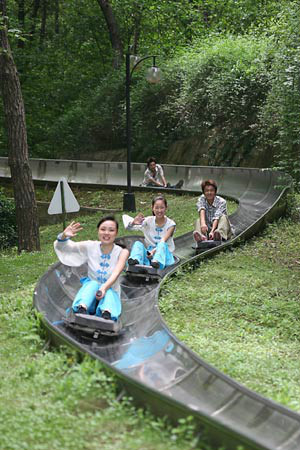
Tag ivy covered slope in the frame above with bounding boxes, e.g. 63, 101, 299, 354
0, 1, 299, 185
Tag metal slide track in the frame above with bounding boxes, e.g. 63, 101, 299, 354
1, 157, 299, 450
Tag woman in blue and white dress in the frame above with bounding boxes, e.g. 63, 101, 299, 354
54, 216, 129, 320
124, 195, 176, 270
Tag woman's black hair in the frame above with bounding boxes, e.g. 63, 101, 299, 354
97, 216, 119, 231
151, 195, 167, 215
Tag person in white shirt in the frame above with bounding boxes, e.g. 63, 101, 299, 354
141, 157, 184, 189
54, 216, 129, 320
123, 195, 176, 269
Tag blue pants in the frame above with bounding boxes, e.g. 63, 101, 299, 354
72, 278, 121, 321
130, 241, 174, 269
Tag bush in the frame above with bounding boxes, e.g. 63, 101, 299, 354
258, 2, 300, 189
129, 34, 272, 164
0, 189, 18, 249
32, 71, 126, 158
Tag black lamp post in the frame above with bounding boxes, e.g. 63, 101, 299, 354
123, 51, 162, 212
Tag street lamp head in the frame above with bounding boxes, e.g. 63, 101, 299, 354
146, 66, 162, 84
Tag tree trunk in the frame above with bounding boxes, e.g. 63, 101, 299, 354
0, 0, 40, 252
96, 0, 123, 68
40, 0, 47, 44
17, 0, 25, 48
30, 0, 40, 39
132, 2, 143, 55
55, 0, 59, 34
201, 0, 210, 27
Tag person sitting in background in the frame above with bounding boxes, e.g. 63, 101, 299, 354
193, 179, 233, 242
141, 156, 184, 189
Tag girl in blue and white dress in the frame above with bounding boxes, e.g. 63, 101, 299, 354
54, 216, 129, 320
124, 195, 176, 270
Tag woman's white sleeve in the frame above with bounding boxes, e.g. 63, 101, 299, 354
54, 239, 89, 267
122, 214, 144, 231
166, 219, 176, 231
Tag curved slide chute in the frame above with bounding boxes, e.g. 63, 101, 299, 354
1, 157, 299, 450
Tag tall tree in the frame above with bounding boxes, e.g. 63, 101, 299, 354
131, 1, 144, 55
54, 0, 59, 34
17, 0, 25, 48
0, 0, 40, 252
96, 0, 123, 68
30, 0, 40, 39
40, 0, 47, 44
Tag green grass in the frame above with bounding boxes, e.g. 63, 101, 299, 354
1, 189, 235, 450
1, 188, 299, 450
160, 218, 300, 411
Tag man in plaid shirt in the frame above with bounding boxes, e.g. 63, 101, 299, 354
193, 179, 233, 242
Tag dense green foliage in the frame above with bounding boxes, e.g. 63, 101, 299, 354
0, 188, 17, 249
129, 35, 273, 163
258, 3, 300, 188
0, 0, 300, 185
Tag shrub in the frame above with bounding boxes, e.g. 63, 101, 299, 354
129, 34, 272, 164
258, 2, 300, 189
0, 189, 18, 249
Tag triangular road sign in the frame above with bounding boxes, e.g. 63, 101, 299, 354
48, 177, 80, 215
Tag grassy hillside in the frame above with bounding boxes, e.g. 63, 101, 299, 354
0, 189, 299, 450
